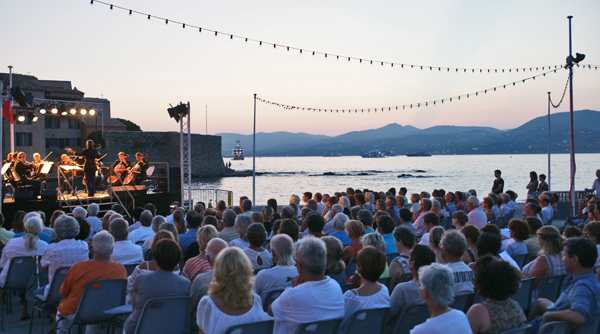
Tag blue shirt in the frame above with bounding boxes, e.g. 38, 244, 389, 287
363, 228, 375, 235
381, 232, 398, 255
14, 232, 52, 244
330, 231, 352, 246
400, 222, 417, 234
178, 228, 199, 250
547, 273, 600, 324
447, 202, 457, 217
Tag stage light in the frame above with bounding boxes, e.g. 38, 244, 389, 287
39, 103, 47, 114
80, 107, 87, 115
16, 112, 25, 122
51, 102, 58, 114
59, 105, 67, 116
69, 106, 77, 115
28, 111, 38, 122
168, 102, 188, 123
89, 108, 96, 116
574, 53, 585, 63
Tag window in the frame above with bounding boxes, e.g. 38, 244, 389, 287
45, 116, 60, 129
16, 132, 32, 146
46, 138, 59, 149
68, 118, 81, 129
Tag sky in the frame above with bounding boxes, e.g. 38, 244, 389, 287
3, 0, 600, 136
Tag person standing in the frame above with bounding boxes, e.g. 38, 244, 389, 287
585, 169, 600, 199
491, 170, 504, 195
67, 140, 101, 197
526, 171, 539, 198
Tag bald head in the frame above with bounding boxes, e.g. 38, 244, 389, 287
206, 238, 228, 265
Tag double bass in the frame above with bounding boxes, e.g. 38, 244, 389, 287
110, 154, 129, 185
123, 154, 149, 185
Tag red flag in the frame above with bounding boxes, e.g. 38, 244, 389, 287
2, 99, 13, 124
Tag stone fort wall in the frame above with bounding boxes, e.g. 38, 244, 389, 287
104, 131, 226, 177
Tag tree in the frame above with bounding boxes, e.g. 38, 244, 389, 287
115, 118, 142, 131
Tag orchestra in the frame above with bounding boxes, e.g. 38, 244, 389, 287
2, 147, 151, 201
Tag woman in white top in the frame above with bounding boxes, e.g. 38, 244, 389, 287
340, 246, 390, 334
243, 223, 273, 270
411, 263, 473, 334
0, 216, 47, 320
196, 247, 272, 334
228, 215, 253, 249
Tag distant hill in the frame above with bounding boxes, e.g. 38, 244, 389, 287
216, 110, 600, 156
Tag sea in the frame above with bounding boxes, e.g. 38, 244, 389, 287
193, 153, 599, 206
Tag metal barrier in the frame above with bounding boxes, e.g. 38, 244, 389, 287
531, 190, 594, 219
189, 188, 233, 208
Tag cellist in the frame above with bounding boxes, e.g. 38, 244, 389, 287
132, 152, 149, 185
112, 152, 131, 182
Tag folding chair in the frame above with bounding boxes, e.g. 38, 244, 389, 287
499, 324, 532, 334
296, 317, 343, 334
223, 320, 274, 334
538, 321, 571, 334
0, 256, 36, 331
451, 293, 474, 313
573, 315, 600, 334
133, 296, 191, 334
512, 254, 527, 270
386, 254, 399, 266
538, 274, 565, 302
56, 279, 127, 334
377, 277, 391, 287
512, 278, 535, 313
345, 257, 357, 278
123, 264, 140, 277
263, 289, 284, 312
340, 283, 353, 293
29, 267, 70, 334
345, 307, 389, 334
391, 301, 429, 334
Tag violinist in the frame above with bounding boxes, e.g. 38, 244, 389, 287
132, 152, 149, 185
14, 152, 41, 197
112, 152, 131, 182
31, 153, 46, 182
66, 140, 101, 198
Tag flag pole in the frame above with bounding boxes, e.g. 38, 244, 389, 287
8, 66, 14, 152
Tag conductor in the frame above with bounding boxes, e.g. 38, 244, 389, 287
66, 140, 101, 197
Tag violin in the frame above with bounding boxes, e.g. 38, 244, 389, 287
123, 154, 149, 185
110, 154, 129, 185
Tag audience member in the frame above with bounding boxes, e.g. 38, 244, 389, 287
357, 210, 375, 234
342, 220, 363, 264
377, 215, 397, 255
0, 212, 14, 246
109, 218, 144, 265
322, 236, 347, 284
523, 226, 566, 292
452, 210, 468, 230
466, 196, 487, 229
127, 207, 145, 232
505, 219, 530, 258
190, 238, 228, 313
179, 211, 202, 250
461, 225, 480, 264
141, 215, 166, 254
304, 212, 325, 238
128, 210, 155, 244
86, 203, 102, 236
182, 225, 218, 281
440, 230, 474, 295
278, 219, 299, 242
330, 213, 351, 246
173, 210, 187, 235
414, 198, 432, 236
584, 222, 600, 269
398, 208, 417, 233
254, 234, 298, 300
229, 215, 253, 249
242, 198, 253, 216
388, 225, 416, 290
430, 226, 446, 264
243, 223, 273, 270
418, 213, 440, 247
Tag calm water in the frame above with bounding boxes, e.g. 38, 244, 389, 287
194, 154, 600, 205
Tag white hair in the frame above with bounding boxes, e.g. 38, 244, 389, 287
340, 196, 351, 209
73, 206, 88, 219
418, 263, 455, 307
92, 231, 114, 256
331, 204, 344, 214
467, 196, 480, 207
23, 217, 43, 251
295, 237, 327, 276
270, 234, 295, 266
88, 203, 100, 216
333, 213, 349, 231
23, 212, 40, 224
366, 192, 374, 203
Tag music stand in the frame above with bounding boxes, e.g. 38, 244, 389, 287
59, 165, 83, 196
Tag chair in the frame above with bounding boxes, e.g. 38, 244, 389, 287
56, 279, 127, 334
133, 296, 191, 334
512, 254, 527, 269
296, 317, 343, 334
345, 257, 357, 278
538, 274, 565, 302
499, 324, 532, 334
377, 277, 391, 287
29, 266, 71, 334
573, 315, 600, 334
263, 289, 284, 312
345, 307, 389, 334
386, 253, 399, 266
451, 293, 474, 313
123, 263, 140, 277
0, 256, 36, 331
391, 302, 429, 334
340, 283, 353, 293
538, 321, 571, 334
512, 278, 535, 313
224, 320, 274, 334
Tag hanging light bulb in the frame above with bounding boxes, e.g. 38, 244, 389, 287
39, 102, 47, 114
51, 103, 58, 114
69, 106, 77, 115
80, 107, 87, 115
89, 108, 96, 116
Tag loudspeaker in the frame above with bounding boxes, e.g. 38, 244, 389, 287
14, 191, 33, 201
41, 190, 57, 201
111, 185, 147, 196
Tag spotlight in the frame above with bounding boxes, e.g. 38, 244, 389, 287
39, 103, 47, 114
17, 112, 26, 122
574, 53, 585, 63
51, 102, 58, 114
28, 111, 38, 122
89, 108, 96, 116
69, 106, 77, 115
167, 102, 188, 123
80, 107, 87, 115
59, 105, 67, 116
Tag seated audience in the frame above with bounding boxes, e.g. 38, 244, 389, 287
56, 231, 126, 334
584, 222, 600, 269
339, 246, 389, 334
358, 210, 375, 235
523, 226, 566, 292
342, 220, 364, 264
269, 237, 344, 333
141, 215, 166, 254
219, 209, 239, 244
398, 208, 417, 233
466, 196, 487, 230
323, 204, 343, 234
429, 226, 446, 264
124, 239, 190, 334
178, 211, 202, 250
182, 225, 218, 281
13, 212, 52, 244
467, 255, 526, 334
173, 209, 187, 235
377, 215, 397, 254
278, 219, 299, 243
389, 225, 416, 289
527, 237, 600, 333
254, 234, 298, 301
505, 219, 530, 258
563, 227, 583, 239
452, 211, 468, 230
109, 218, 144, 265
127, 210, 155, 244
461, 225, 480, 264
418, 213, 440, 247
304, 212, 325, 238
414, 198, 432, 236
196, 247, 272, 334
126, 207, 145, 232
524, 217, 543, 263
440, 230, 474, 295
330, 213, 351, 246
322, 236, 347, 284
229, 215, 253, 249
243, 223, 273, 270
411, 263, 473, 334
0, 212, 15, 245
86, 203, 102, 236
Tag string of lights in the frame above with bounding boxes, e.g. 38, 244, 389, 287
87, 1, 600, 74
549, 75, 570, 108
256, 66, 569, 113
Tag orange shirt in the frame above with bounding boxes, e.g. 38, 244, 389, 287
58, 260, 126, 315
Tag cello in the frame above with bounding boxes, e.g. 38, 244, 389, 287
110, 154, 129, 185
123, 154, 149, 185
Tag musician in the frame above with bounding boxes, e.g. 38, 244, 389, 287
31, 153, 47, 182
66, 140, 101, 198
132, 152, 150, 185
14, 152, 41, 197
112, 152, 131, 181
58, 154, 77, 193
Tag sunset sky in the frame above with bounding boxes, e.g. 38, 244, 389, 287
3, 0, 599, 136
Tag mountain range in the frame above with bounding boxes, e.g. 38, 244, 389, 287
216, 109, 600, 156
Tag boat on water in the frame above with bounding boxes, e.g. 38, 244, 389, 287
232, 140, 244, 160
361, 150, 387, 158
323, 153, 342, 157
405, 152, 431, 157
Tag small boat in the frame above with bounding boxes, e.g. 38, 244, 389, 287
323, 153, 342, 157
232, 140, 245, 160
405, 152, 431, 157
361, 150, 387, 158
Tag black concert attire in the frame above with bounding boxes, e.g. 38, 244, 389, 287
492, 177, 504, 195
134, 158, 150, 185
72, 147, 102, 197
59, 160, 77, 193
14, 160, 41, 197
112, 159, 131, 181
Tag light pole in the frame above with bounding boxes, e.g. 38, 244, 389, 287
547, 92, 551, 191
252, 94, 256, 206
